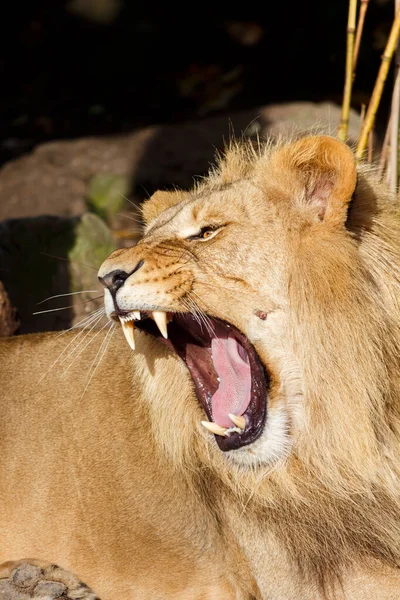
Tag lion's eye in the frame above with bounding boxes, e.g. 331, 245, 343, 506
186, 226, 221, 241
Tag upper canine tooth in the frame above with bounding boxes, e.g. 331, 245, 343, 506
228, 413, 246, 430
119, 317, 135, 350
152, 311, 168, 339
201, 421, 229, 437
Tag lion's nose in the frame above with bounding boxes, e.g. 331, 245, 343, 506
98, 269, 129, 293
98, 260, 144, 294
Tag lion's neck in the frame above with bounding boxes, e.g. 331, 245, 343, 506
212, 456, 400, 599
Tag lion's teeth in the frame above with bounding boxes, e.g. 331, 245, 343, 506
228, 413, 246, 430
152, 311, 168, 339
133, 311, 141, 320
119, 318, 135, 350
201, 421, 229, 437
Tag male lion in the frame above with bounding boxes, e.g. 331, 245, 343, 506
1, 135, 400, 599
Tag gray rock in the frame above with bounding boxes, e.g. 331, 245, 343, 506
0, 102, 362, 223
0, 101, 363, 334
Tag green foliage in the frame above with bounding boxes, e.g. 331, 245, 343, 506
69, 213, 116, 294
87, 174, 130, 223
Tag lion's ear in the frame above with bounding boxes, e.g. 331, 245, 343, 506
142, 190, 186, 225
270, 136, 357, 228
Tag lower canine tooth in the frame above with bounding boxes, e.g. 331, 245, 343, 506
152, 311, 168, 339
201, 421, 229, 437
228, 413, 246, 430
119, 318, 135, 350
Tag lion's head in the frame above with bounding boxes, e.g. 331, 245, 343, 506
98, 134, 400, 584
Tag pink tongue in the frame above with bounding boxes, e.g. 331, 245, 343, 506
211, 334, 251, 428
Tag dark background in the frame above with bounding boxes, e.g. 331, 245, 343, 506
0, 0, 397, 335
0, 0, 396, 167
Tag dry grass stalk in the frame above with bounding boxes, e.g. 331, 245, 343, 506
356, 8, 400, 160
338, 0, 358, 142
387, 72, 400, 192
387, 0, 400, 194
353, 0, 370, 78
368, 129, 373, 162
359, 103, 366, 131
378, 115, 392, 179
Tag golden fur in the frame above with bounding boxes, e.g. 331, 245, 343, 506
1, 135, 400, 599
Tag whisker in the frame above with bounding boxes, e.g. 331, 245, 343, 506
179, 297, 204, 330
183, 293, 216, 339
166, 285, 215, 338
138, 185, 151, 200
33, 296, 103, 315
61, 318, 110, 374
171, 293, 204, 332
190, 305, 214, 338
117, 212, 144, 225
79, 323, 115, 400
54, 307, 105, 338
189, 289, 234, 325
37, 290, 100, 305
59, 313, 106, 367
170, 249, 198, 270
195, 276, 241, 297
41, 252, 98, 270
184, 295, 210, 332
153, 243, 197, 265
37, 311, 105, 384
120, 193, 143, 212
195, 309, 216, 339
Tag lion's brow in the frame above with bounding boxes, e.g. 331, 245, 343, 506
146, 194, 202, 236
145, 204, 188, 236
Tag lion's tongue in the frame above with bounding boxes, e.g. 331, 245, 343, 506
211, 334, 251, 428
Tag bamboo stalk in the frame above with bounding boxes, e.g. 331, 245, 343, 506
387, 0, 400, 194
353, 0, 370, 78
356, 8, 400, 160
338, 0, 358, 141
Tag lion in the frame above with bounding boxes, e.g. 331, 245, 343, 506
1, 135, 400, 599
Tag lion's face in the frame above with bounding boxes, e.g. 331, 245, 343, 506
98, 135, 358, 467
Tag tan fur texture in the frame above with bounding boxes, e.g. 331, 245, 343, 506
1, 135, 400, 599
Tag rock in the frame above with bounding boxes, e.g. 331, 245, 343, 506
0, 101, 363, 334
130, 102, 364, 193
0, 282, 19, 336
0, 153, 87, 220
0, 102, 362, 223
0, 214, 115, 334
69, 213, 115, 306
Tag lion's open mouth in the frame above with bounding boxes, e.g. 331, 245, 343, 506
116, 311, 268, 451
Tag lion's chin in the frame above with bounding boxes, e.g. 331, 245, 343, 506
116, 311, 268, 451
